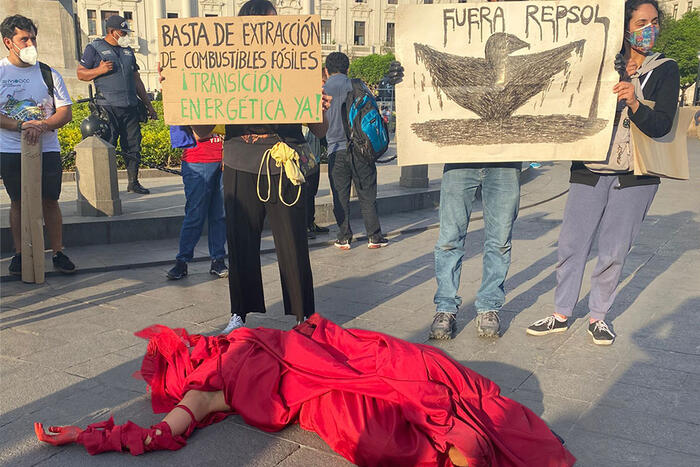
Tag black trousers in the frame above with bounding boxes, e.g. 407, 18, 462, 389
102, 105, 142, 165
304, 168, 321, 228
328, 149, 381, 241
223, 167, 314, 322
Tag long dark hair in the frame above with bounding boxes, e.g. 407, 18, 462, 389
624, 0, 663, 31
238, 0, 277, 16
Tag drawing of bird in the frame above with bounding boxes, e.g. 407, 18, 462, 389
414, 33, 586, 120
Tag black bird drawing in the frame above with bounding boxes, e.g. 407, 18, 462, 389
414, 33, 586, 120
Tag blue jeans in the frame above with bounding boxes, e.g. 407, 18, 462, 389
434, 163, 521, 314
176, 161, 226, 262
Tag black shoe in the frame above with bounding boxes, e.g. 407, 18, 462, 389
8, 253, 21, 276
167, 260, 188, 280
127, 180, 150, 194
52, 251, 76, 274
429, 312, 456, 340
209, 259, 228, 278
527, 315, 569, 336
588, 320, 615, 346
307, 229, 316, 240
368, 235, 389, 249
309, 223, 329, 233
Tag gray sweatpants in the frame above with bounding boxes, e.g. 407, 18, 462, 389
554, 177, 658, 320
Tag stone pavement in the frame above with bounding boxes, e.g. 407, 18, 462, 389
1, 141, 699, 466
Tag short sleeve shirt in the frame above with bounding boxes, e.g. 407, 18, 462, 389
79, 43, 139, 72
0, 58, 72, 153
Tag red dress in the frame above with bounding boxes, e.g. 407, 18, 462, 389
135, 314, 575, 467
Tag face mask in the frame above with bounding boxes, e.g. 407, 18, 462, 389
626, 22, 659, 54
116, 33, 130, 48
13, 43, 38, 66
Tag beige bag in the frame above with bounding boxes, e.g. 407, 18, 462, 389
585, 53, 674, 174
631, 102, 696, 180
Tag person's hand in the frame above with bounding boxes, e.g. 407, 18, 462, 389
21, 121, 45, 145
386, 61, 404, 86
147, 106, 158, 120
321, 91, 332, 112
34, 422, 83, 446
97, 60, 114, 75
613, 81, 639, 112
157, 62, 165, 83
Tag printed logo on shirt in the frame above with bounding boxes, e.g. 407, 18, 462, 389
0, 95, 48, 122
1, 78, 31, 86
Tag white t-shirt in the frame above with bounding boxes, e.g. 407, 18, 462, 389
0, 57, 72, 153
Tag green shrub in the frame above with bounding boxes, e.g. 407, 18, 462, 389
58, 100, 182, 171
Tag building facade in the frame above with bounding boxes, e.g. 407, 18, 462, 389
659, 0, 697, 19
70, 0, 426, 94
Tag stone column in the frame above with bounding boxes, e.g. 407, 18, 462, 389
75, 137, 122, 216
182, 0, 194, 18
400, 165, 429, 188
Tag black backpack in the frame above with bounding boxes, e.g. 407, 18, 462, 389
341, 79, 390, 164
38, 62, 54, 103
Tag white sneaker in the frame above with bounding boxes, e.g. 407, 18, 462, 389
222, 314, 245, 334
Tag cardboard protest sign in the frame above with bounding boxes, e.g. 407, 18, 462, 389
395, 1, 623, 165
158, 15, 322, 125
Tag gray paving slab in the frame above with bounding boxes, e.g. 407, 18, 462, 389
0, 141, 698, 465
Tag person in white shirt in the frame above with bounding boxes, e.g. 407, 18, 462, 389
0, 14, 75, 276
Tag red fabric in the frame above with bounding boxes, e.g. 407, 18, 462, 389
134, 314, 576, 467
76, 416, 186, 455
181, 136, 222, 163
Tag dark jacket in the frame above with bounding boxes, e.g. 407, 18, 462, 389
570, 56, 680, 188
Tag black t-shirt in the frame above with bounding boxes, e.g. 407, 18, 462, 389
223, 124, 306, 174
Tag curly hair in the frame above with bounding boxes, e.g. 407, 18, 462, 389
238, 0, 277, 16
325, 52, 350, 75
624, 0, 663, 30
1, 15, 37, 41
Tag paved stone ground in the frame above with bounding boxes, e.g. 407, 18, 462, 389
1, 142, 699, 466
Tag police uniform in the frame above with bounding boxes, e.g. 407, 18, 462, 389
79, 16, 149, 194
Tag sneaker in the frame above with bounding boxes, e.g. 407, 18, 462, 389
476, 310, 500, 338
309, 223, 329, 233
222, 313, 245, 334
166, 260, 187, 280
526, 315, 569, 336
52, 251, 76, 274
588, 320, 615, 346
8, 253, 21, 276
334, 239, 351, 250
429, 312, 456, 340
209, 259, 228, 278
368, 235, 389, 249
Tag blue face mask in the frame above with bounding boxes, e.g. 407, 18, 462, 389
626, 22, 659, 54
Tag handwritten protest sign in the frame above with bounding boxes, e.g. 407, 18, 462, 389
395, 1, 623, 165
158, 15, 322, 125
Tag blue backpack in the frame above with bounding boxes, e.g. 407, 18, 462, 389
342, 79, 390, 163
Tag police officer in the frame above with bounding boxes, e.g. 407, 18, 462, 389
77, 15, 156, 194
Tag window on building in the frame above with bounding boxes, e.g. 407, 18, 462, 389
355, 0, 365, 3
386, 22, 395, 46
74, 13, 82, 58
424, 0, 433, 4
388, 0, 397, 4
354, 21, 365, 46
123, 11, 134, 33
205, 13, 218, 17
321, 20, 332, 44
167, 12, 179, 18
689, 1, 694, 11
673, 3, 679, 17
87, 9, 96, 36
101, 10, 119, 35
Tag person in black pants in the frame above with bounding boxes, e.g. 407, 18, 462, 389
77, 14, 156, 194
303, 128, 329, 239
213, 0, 330, 333
324, 52, 388, 250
